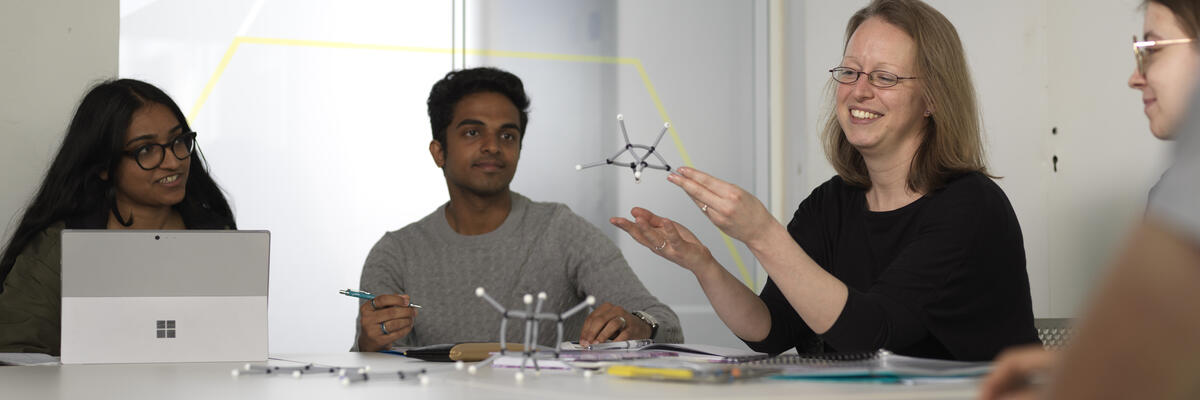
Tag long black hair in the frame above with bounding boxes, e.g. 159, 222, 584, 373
0, 79, 236, 289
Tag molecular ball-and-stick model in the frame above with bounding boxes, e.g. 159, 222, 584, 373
576, 114, 674, 183
471, 287, 596, 377
231, 362, 429, 386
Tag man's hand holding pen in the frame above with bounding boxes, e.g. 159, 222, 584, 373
357, 294, 419, 352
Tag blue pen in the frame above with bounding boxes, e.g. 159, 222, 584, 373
339, 289, 422, 308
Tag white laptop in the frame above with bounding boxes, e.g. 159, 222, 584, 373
60, 230, 269, 364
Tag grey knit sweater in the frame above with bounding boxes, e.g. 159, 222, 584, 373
352, 192, 682, 349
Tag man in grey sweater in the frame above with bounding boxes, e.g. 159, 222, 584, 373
353, 67, 682, 351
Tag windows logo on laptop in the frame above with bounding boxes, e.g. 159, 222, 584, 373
156, 320, 176, 339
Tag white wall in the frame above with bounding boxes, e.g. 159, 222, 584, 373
612, 0, 766, 349
1043, 0, 1172, 316
465, 0, 766, 349
120, 0, 455, 353
792, 0, 1167, 318
0, 0, 118, 245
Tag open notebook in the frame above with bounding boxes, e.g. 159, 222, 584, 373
740, 349, 992, 379
607, 349, 990, 383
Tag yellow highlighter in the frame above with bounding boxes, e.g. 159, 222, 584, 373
607, 365, 697, 381
606, 361, 775, 383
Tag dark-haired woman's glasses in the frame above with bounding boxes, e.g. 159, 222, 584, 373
1133, 35, 1195, 77
829, 67, 917, 88
123, 131, 197, 170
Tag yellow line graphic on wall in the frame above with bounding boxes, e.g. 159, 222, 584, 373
188, 36, 755, 288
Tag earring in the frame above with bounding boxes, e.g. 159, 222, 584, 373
923, 110, 932, 117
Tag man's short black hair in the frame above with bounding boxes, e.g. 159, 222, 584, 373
427, 67, 531, 147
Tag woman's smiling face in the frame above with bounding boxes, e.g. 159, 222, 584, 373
1129, 2, 1200, 139
835, 16, 930, 157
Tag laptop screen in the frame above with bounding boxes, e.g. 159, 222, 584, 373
61, 230, 268, 297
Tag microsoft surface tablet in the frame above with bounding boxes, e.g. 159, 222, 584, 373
60, 230, 269, 364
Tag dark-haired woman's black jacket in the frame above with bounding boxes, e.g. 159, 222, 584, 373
0, 222, 72, 355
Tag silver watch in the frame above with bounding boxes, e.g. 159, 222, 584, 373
631, 311, 659, 339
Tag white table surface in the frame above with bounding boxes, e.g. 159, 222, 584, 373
0, 352, 979, 399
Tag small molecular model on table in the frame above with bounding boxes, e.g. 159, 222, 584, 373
469, 287, 595, 380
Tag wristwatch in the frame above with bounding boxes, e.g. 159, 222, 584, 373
631, 311, 659, 339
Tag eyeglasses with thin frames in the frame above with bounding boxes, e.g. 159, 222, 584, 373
121, 131, 197, 170
1133, 35, 1195, 76
829, 66, 917, 88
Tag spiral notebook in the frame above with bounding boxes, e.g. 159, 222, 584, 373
740, 349, 992, 379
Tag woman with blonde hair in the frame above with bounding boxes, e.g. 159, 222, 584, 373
613, 0, 1036, 361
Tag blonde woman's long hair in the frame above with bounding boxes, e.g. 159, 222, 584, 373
822, 0, 992, 191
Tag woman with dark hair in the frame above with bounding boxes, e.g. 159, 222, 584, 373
613, 0, 1037, 361
0, 79, 235, 355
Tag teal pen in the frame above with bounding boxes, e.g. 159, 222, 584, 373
339, 289, 422, 308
